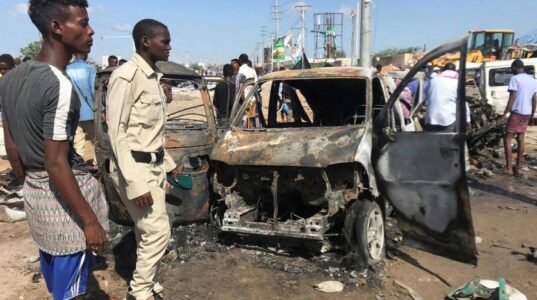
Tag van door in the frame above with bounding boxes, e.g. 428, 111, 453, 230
373, 37, 477, 264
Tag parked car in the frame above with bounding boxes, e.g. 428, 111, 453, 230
210, 37, 478, 265
94, 61, 217, 226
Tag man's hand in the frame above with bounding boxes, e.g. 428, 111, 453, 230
133, 192, 154, 208
165, 167, 180, 191
529, 118, 535, 126
161, 82, 173, 104
169, 167, 180, 181
83, 220, 107, 254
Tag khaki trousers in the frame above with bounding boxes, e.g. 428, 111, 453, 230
74, 120, 96, 163
110, 160, 171, 300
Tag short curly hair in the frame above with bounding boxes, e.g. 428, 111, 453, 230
0, 54, 15, 69
28, 0, 88, 35
132, 19, 168, 50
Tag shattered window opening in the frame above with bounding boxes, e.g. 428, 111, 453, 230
166, 79, 208, 129
233, 78, 369, 129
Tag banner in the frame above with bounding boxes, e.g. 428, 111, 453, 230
272, 38, 285, 62
284, 32, 293, 49
292, 32, 303, 63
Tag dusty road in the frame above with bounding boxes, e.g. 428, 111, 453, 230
1, 131, 536, 299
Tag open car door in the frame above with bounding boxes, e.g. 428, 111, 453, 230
373, 37, 477, 264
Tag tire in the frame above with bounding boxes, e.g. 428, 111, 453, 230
347, 200, 385, 264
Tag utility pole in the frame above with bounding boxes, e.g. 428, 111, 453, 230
359, 0, 371, 68
272, 0, 281, 69
295, 4, 311, 68
351, 10, 357, 67
261, 26, 267, 65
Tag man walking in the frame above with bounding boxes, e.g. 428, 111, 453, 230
67, 52, 97, 164
212, 64, 236, 123
501, 59, 537, 175
106, 19, 178, 300
0, 1, 108, 299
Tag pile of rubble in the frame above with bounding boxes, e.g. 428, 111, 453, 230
467, 96, 504, 153
0, 170, 25, 223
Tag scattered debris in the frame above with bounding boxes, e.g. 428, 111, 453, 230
0, 185, 26, 223
497, 206, 528, 213
475, 236, 483, 244
527, 247, 536, 264
393, 280, 423, 300
448, 277, 527, 300
163, 250, 178, 262
0, 205, 26, 223
23, 256, 40, 264
314, 280, 344, 293
31, 272, 41, 284
281, 263, 302, 274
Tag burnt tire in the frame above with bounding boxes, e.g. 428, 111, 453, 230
345, 200, 385, 264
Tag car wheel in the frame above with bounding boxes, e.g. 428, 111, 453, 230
353, 200, 385, 263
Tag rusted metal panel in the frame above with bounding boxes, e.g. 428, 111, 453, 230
164, 128, 214, 149
211, 127, 365, 168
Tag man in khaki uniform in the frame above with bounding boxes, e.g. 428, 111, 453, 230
106, 19, 177, 300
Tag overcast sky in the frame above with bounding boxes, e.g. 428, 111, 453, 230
1, 0, 536, 64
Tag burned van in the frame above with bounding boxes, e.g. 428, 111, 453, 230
94, 61, 217, 226
210, 37, 477, 265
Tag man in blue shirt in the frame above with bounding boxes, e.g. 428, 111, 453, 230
67, 52, 96, 164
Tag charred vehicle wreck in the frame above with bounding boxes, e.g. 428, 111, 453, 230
210, 37, 478, 265
95, 61, 217, 225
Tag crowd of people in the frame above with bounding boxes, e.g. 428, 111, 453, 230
1, 1, 536, 300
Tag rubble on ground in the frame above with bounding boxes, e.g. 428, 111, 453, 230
467, 96, 505, 153
0, 184, 25, 223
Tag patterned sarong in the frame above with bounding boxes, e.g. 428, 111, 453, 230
506, 112, 531, 134
22, 170, 109, 255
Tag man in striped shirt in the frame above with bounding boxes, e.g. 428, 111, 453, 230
0, 1, 108, 299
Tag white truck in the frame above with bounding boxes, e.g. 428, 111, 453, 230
467, 58, 537, 116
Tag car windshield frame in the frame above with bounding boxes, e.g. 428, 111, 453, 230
230, 75, 372, 130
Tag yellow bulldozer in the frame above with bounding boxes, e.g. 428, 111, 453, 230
432, 29, 515, 67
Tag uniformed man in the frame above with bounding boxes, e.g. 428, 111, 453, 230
106, 19, 177, 300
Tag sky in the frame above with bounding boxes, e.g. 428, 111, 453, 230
1, 0, 536, 65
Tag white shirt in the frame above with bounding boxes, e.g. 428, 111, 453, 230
425, 70, 470, 126
508, 73, 537, 115
236, 64, 258, 98
236, 64, 258, 87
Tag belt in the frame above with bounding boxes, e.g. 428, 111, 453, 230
131, 149, 164, 164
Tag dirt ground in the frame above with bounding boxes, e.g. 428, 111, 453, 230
1, 128, 536, 300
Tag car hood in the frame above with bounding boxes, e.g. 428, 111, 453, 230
211, 126, 364, 168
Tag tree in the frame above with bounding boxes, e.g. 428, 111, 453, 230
374, 46, 420, 58
335, 50, 347, 58
20, 40, 43, 58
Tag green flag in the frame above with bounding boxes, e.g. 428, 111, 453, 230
272, 38, 285, 62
